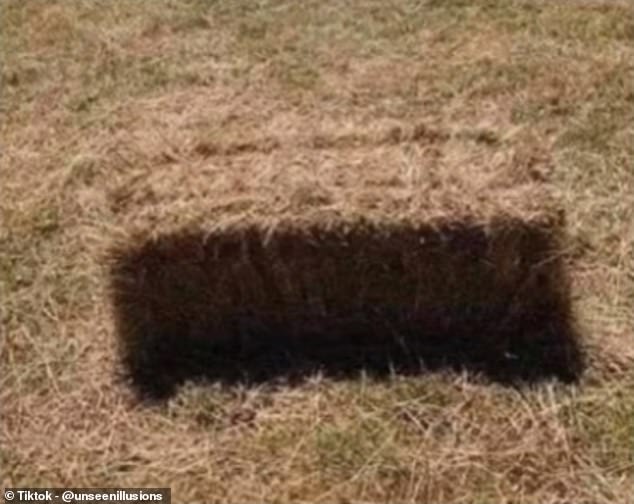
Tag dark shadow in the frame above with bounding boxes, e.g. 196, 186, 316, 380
109, 219, 584, 400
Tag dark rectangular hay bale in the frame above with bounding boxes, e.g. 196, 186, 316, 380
109, 216, 581, 398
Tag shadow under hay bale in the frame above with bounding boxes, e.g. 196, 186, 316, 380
109, 218, 583, 399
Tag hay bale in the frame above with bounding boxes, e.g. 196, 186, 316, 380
107, 138, 582, 397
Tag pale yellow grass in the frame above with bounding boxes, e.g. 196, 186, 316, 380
1, 1, 633, 503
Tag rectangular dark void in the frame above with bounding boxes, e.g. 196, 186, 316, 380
109, 218, 583, 399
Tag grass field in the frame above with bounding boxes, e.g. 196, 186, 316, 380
1, 1, 633, 502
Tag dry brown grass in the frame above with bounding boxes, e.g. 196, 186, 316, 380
2, 0, 633, 502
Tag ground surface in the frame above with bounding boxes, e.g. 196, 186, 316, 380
1, 1, 633, 503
